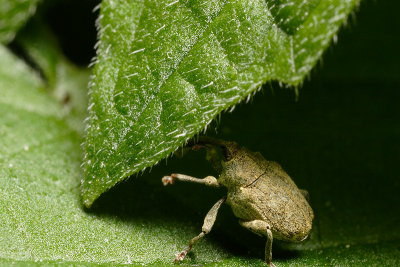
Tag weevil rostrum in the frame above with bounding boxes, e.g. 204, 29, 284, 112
162, 137, 314, 266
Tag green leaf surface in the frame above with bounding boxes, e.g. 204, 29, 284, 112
82, 0, 360, 207
0, 0, 41, 44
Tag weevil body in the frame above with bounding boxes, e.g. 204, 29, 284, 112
162, 137, 314, 266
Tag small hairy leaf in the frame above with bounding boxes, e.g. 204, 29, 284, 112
0, 0, 41, 44
82, 0, 360, 206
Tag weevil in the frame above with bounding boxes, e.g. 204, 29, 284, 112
162, 137, 314, 266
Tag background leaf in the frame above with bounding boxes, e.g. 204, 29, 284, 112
82, 0, 361, 207
0, 0, 41, 44
15, 18, 90, 133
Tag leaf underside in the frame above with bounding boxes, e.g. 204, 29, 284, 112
82, 0, 360, 206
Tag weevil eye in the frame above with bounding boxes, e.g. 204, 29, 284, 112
221, 146, 232, 161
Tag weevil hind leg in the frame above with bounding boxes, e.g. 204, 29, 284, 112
174, 198, 226, 262
265, 228, 275, 267
239, 220, 275, 267
162, 173, 220, 187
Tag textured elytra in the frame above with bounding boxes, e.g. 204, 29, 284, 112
82, 0, 360, 207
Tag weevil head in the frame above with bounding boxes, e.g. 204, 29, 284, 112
194, 137, 267, 188
217, 140, 241, 162
196, 138, 240, 174
217, 142, 266, 189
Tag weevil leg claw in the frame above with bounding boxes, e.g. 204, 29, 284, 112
162, 174, 176, 186
174, 250, 188, 262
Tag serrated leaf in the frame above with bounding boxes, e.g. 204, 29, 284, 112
82, 0, 360, 206
0, 0, 41, 44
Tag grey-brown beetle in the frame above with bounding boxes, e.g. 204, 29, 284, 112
162, 137, 314, 266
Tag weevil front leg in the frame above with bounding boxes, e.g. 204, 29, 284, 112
162, 173, 220, 187
239, 220, 276, 267
174, 197, 226, 262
